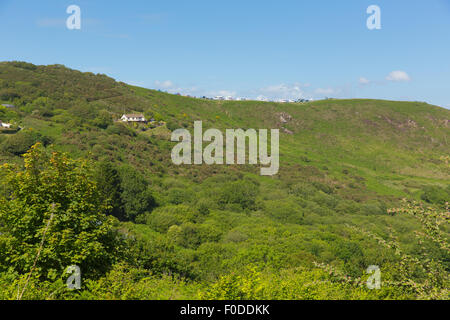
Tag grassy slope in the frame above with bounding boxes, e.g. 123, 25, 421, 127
128, 88, 450, 199
0, 62, 449, 289
1, 61, 448, 219
1, 62, 448, 181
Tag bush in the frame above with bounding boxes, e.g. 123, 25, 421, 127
0, 130, 51, 156
167, 188, 194, 205
120, 166, 156, 221
0, 88, 21, 100
421, 185, 449, 206
359, 203, 384, 215
217, 180, 258, 211
93, 110, 113, 129
196, 198, 214, 215
106, 122, 136, 137
145, 205, 197, 232
166, 120, 179, 131
288, 182, 317, 198
10, 61, 37, 70
264, 199, 304, 224
0, 144, 122, 279
95, 162, 126, 221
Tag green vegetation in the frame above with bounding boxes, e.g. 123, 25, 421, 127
0, 61, 448, 300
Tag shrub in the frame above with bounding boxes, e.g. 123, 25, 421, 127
0, 144, 122, 279
145, 205, 197, 232
120, 166, 156, 221
0, 130, 51, 156
93, 110, 113, 129
0, 88, 21, 100
217, 180, 258, 211
264, 199, 304, 224
167, 187, 194, 205
106, 122, 136, 137
421, 185, 449, 206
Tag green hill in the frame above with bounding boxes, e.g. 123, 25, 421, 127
0, 61, 448, 300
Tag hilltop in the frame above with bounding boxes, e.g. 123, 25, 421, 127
0, 61, 448, 299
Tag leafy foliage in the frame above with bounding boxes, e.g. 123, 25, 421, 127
119, 166, 156, 221
0, 144, 123, 279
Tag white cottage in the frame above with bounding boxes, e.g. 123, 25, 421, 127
121, 114, 147, 122
0, 120, 11, 128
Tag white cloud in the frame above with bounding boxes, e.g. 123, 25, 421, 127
314, 88, 339, 96
154, 80, 174, 89
154, 80, 202, 96
359, 77, 371, 85
386, 70, 411, 82
258, 83, 308, 100
207, 90, 237, 97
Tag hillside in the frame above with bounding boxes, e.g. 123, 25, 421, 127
0, 61, 448, 300
1, 61, 448, 196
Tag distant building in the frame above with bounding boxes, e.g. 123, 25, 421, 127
0, 120, 11, 128
121, 114, 147, 122
1, 104, 15, 108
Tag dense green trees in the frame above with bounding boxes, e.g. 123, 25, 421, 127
421, 185, 450, 207
119, 166, 156, 221
0, 129, 52, 156
95, 163, 158, 222
0, 88, 21, 101
217, 180, 258, 211
0, 144, 122, 279
95, 161, 126, 221
93, 110, 113, 129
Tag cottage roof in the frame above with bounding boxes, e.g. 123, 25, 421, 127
123, 114, 145, 118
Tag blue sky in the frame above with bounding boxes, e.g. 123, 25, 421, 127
1, 0, 450, 107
